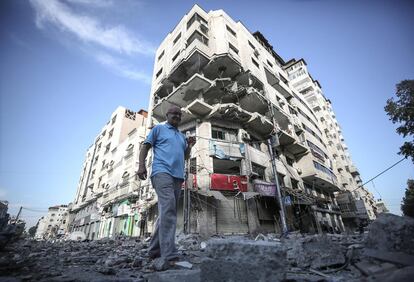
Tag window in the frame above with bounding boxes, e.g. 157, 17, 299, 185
105, 143, 111, 154
173, 33, 181, 45
108, 129, 114, 138
187, 30, 208, 46
248, 40, 256, 50
229, 43, 239, 55
252, 163, 265, 180
313, 161, 337, 181
286, 157, 294, 167
156, 68, 163, 79
226, 25, 237, 37
212, 128, 225, 140
251, 58, 259, 68
157, 50, 164, 61
111, 115, 117, 125
291, 178, 299, 189
267, 60, 273, 68
172, 51, 180, 62
97, 142, 101, 151
187, 12, 208, 29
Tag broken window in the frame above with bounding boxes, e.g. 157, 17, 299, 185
213, 158, 241, 174
187, 12, 208, 29
125, 109, 136, 120
187, 30, 208, 46
251, 163, 265, 180
248, 137, 261, 150
226, 25, 237, 37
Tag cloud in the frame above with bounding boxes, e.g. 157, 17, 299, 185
30, 0, 155, 56
64, 0, 114, 8
94, 52, 151, 84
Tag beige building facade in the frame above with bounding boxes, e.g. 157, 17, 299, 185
70, 107, 149, 239
144, 5, 377, 235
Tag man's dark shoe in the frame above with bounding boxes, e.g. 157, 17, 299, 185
148, 251, 160, 260
152, 257, 170, 271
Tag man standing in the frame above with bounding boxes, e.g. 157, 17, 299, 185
137, 105, 195, 270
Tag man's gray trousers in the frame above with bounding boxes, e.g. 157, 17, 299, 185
148, 173, 182, 260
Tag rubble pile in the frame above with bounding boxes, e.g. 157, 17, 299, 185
1, 214, 414, 281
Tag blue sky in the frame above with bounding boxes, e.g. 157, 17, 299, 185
0, 0, 413, 227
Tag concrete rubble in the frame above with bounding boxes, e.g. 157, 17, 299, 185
1, 214, 413, 281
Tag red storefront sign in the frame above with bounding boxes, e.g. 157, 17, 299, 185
210, 173, 248, 192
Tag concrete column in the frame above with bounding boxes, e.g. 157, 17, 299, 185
196, 122, 213, 191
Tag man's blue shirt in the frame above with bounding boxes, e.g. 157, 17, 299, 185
144, 122, 187, 180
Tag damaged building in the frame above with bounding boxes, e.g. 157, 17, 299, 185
144, 4, 377, 236
69, 107, 150, 239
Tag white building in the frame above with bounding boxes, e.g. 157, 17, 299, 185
70, 107, 148, 239
143, 5, 376, 235
34, 205, 68, 239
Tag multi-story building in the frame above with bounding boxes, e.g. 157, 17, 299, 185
375, 199, 389, 214
285, 58, 378, 229
34, 204, 68, 239
143, 5, 376, 235
69, 107, 148, 239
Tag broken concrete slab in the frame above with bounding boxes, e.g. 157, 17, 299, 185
202, 238, 286, 282
145, 269, 201, 282
363, 248, 414, 266
285, 235, 346, 269
365, 213, 414, 255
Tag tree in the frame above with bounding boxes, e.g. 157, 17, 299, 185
385, 80, 414, 162
401, 179, 414, 217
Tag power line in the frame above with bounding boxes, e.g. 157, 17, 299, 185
351, 157, 407, 192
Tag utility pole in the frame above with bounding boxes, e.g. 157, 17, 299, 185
16, 206, 23, 221
183, 157, 191, 234
267, 138, 288, 235
268, 103, 288, 235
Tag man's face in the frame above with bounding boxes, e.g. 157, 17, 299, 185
166, 107, 182, 127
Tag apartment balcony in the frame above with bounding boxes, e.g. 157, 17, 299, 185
246, 144, 268, 167
302, 171, 340, 193
168, 47, 211, 86
341, 211, 358, 218
209, 139, 244, 159
239, 87, 269, 115
152, 73, 212, 121
274, 79, 293, 99
101, 183, 134, 207
203, 53, 242, 81
290, 116, 304, 134
349, 165, 360, 176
